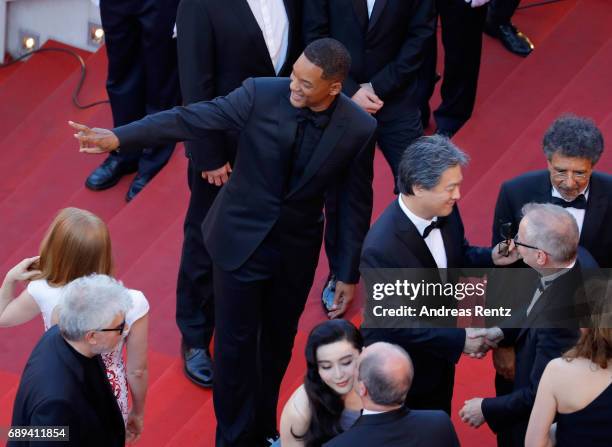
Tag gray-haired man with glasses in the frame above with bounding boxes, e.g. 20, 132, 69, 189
492, 114, 611, 268
9, 275, 131, 447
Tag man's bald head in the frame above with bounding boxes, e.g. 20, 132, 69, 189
358, 342, 413, 407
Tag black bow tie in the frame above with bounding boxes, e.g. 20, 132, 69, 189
297, 108, 330, 129
422, 219, 443, 239
551, 194, 587, 210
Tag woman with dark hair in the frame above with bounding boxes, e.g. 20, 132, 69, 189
526, 281, 612, 447
279, 319, 363, 446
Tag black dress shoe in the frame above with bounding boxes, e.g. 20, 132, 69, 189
182, 345, 213, 388
126, 172, 155, 202
85, 156, 137, 191
321, 273, 337, 313
485, 22, 534, 57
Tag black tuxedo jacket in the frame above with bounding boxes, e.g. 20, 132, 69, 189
115, 77, 376, 282
322, 407, 459, 447
492, 170, 612, 267
303, 0, 435, 121
9, 326, 125, 447
361, 200, 493, 411
482, 265, 581, 445
177, 0, 302, 171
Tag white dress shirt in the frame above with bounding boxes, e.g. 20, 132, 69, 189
398, 195, 448, 269
246, 0, 289, 74
367, 0, 376, 18
551, 186, 589, 235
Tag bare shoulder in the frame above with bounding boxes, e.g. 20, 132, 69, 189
280, 385, 311, 443
286, 385, 311, 421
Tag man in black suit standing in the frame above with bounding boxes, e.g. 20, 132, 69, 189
174, 0, 303, 388
360, 135, 519, 414
303, 0, 435, 313
460, 203, 581, 446
85, 0, 181, 201
324, 342, 460, 447
493, 115, 610, 268
417, 0, 490, 136
9, 275, 130, 447
71, 38, 376, 446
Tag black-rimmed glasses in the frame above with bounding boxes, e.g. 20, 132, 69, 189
512, 234, 542, 251
96, 320, 126, 335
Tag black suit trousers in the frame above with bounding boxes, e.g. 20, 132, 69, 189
175, 160, 219, 348
488, 0, 521, 26
100, 0, 180, 175
212, 228, 322, 446
418, 0, 487, 134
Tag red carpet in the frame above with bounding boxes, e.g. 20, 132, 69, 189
1, 1, 610, 445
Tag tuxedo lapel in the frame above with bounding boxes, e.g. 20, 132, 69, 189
280, 0, 296, 74
286, 97, 349, 196
368, 0, 388, 33
351, 0, 369, 31
394, 202, 438, 268
229, 0, 275, 74
581, 175, 607, 249
278, 94, 299, 173
440, 215, 460, 268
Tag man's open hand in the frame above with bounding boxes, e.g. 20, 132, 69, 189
69, 121, 120, 154
327, 281, 356, 319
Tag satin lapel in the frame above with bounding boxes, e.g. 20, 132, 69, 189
280, 0, 295, 74
286, 98, 349, 196
278, 93, 299, 170
580, 175, 607, 248
351, 0, 369, 31
440, 215, 460, 268
367, 0, 388, 33
394, 202, 438, 268
229, 0, 275, 73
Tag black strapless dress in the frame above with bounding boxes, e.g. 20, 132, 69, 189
556, 381, 612, 447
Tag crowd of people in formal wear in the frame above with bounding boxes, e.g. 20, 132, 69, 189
1, 0, 611, 446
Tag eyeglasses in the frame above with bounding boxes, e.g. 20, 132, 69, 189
551, 170, 588, 181
96, 320, 126, 335
512, 234, 542, 251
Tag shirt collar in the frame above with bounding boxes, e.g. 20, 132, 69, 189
551, 185, 590, 201
398, 195, 438, 237
540, 259, 576, 286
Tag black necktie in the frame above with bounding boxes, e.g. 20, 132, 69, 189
551, 194, 587, 210
422, 219, 443, 239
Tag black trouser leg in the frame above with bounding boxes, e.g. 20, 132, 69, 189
434, 0, 487, 134
136, 0, 180, 176
376, 108, 423, 190
176, 160, 219, 349
488, 0, 521, 26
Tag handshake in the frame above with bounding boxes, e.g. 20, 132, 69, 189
463, 327, 504, 358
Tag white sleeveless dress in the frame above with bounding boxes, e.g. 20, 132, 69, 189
27, 279, 150, 421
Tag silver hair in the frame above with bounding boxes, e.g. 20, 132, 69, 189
397, 135, 469, 194
521, 203, 579, 263
359, 342, 413, 406
57, 274, 132, 341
